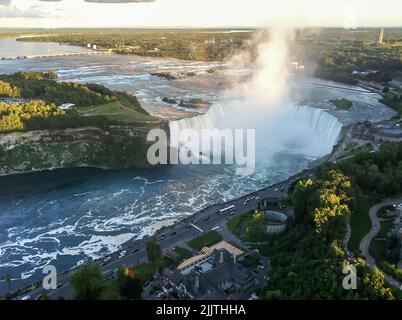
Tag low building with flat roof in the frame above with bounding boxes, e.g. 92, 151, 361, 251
162, 248, 258, 300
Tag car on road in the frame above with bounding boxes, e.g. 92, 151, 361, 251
274, 188, 279, 192
204, 217, 210, 222
104, 256, 112, 263
20, 295, 31, 300
171, 231, 177, 236
157, 235, 165, 241
134, 248, 140, 253
119, 250, 127, 258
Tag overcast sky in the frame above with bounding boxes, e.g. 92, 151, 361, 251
0, 0, 401, 29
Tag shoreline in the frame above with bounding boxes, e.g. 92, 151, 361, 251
1, 148, 328, 297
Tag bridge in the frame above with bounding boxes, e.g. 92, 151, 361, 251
1, 51, 111, 61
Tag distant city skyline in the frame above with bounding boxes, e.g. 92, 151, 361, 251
0, 0, 401, 29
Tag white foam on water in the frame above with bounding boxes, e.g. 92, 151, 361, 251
60, 233, 134, 260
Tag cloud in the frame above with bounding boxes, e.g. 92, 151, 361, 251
0, 1, 49, 18
84, 0, 155, 2
36, 0, 155, 2
0, 0, 156, 19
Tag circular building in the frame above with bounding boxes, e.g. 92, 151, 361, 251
265, 211, 288, 234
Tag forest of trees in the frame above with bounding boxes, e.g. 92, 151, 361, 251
70, 264, 143, 300
17, 30, 250, 62
0, 71, 152, 133
0, 80, 20, 98
314, 45, 402, 85
336, 142, 402, 200
1, 72, 117, 108
15, 71, 58, 81
263, 168, 397, 299
0, 100, 66, 132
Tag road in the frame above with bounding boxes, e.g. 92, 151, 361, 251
359, 199, 402, 290
17, 172, 302, 300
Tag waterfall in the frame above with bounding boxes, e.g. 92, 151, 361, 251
169, 103, 226, 147
287, 105, 343, 147
169, 102, 343, 151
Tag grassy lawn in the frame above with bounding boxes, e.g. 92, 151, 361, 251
228, 213, 246, 237
173, 246, 193, 259
133, 258, 171, 284
133, 262, 158, 284
187, 231, 223, 251
349, 195, 375, 253
77, 101, 156, 123
330, 98, 353, 110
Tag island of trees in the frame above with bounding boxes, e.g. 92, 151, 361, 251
0, 71, 157, 133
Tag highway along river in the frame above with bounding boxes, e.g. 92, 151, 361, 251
0, 43, 396, 292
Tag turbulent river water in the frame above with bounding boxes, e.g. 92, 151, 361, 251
0, 39, 396, 292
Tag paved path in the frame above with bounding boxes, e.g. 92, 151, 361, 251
359, 199, 402, 290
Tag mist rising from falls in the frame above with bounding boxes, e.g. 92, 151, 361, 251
169, 28, 343, 161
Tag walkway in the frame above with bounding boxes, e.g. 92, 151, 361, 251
359, 199, 402, 289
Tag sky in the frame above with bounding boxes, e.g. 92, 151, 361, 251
0, 0, 401, 29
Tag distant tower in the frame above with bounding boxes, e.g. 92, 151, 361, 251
378, 28, 384, 45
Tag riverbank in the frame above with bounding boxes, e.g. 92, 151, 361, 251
6, 163, 308, 299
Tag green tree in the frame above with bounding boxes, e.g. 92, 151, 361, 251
364, 268, 395, 300
291, 178, 315, 222
245, 210, 267, 243
145, 237, 162, 264
116, 267, 143, 300
70, 263, 108, 300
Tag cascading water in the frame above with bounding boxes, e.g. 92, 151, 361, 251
287, 105, 343, 147
169, 102, 343, 156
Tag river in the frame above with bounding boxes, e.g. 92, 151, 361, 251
0, 39, 396, 293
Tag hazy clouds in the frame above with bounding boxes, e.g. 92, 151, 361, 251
1, 0, 401, 28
